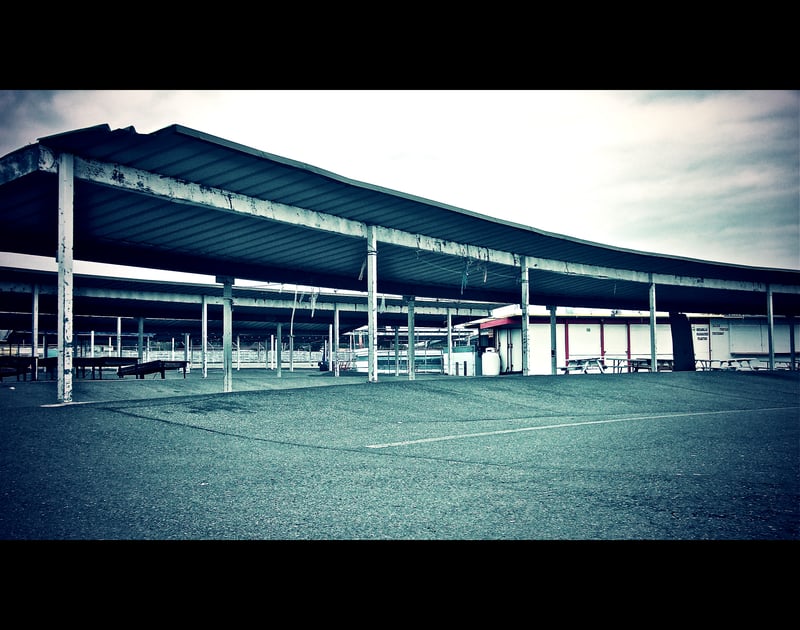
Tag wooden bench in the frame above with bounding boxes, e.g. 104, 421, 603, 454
118, 360, 188, 379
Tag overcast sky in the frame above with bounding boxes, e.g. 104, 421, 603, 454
1, 89, 798, 277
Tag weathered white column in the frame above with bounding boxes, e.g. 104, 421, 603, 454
367, 225, 379, 383
138, 317, 144, 361
649, 275, 657, 372
407, 297, 416, 381
184, 332, 190, 366
520, 256, 530, 376
237, 334, 241, 371
549, 305, 558, 375
447, 309, 453, 376
328, 324, 333, 372
117, 317, 122, 357
31, 284, 39, 381
90, 331, 95, 358
217, 276, 234, 392
334, 305, 340, 377
394, 326, 400, 376
276, 323, 282, 378
57, 153, 74, 403
766, 285, 775, 370
201, 296, 208, 378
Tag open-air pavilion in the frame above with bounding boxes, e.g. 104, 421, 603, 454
1, 123, 798, 402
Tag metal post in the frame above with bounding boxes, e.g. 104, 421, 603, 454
549, 305, 557, 375
407, 297, 415, 381
334, 305, 340, 377
367, 225, 379, 383
202, 296, 208, 378
394, 326, 400, 376
57, 153, 74, 403
31, 284, 39, 381
649, 275, 657, 372
766, 285, 775, 370
447, 310, 453, 376
520, 256, 530, 376
138, 317, 144, 361
220, 277, 233, 392
276, 323, 282, 378
328, 324, 333, 373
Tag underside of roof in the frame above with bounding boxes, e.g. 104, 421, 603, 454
1, 123, 798, 317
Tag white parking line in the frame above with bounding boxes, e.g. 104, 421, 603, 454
365, 406, 799, 449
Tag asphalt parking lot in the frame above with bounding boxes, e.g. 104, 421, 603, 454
1, 368, 797, 540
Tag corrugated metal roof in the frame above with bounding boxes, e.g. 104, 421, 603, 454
1, 123, 798, 316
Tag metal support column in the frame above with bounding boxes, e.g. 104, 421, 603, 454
549, 305, 557, 375
116, 317, 122, 357
57, 153, 74, 403
138, 317, 144, 362
217, 276, 234, 393
334, 305, 340, 377
31, 284, 39, 381
276, 323, 282, 378
447, 309, 453, 376
766, 285, 775, 370
407, 297, 415, 380
520, 256, 530, 376
649, 275, 657, 372
328, 324, 333, 372
201, 295, 208, 378
394, 326, 400, 376
367, 225, 379, 383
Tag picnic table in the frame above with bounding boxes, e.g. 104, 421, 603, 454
118, 360, 188, 379
0, 356, 32, 381
560, 357, 606, 374
627, 358, 674, 372
696, 358, 768, 371
592, 358, 675, 373
75, 356, 139, 379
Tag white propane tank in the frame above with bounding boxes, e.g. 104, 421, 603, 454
482, 347, 501, 376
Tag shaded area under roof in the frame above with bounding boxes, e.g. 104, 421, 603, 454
0, 267, 501, 342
